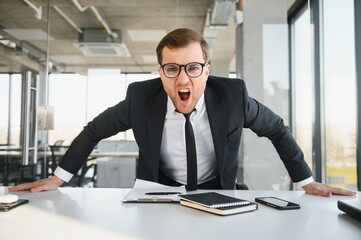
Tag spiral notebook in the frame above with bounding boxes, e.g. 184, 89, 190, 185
179, 192, 258, 216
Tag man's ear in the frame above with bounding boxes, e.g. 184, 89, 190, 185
205, 63, 211, 76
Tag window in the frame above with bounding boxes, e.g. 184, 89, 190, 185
86, 69, 126, 121
290, 0, 357, 190
323, 0, 357, 190
291, 6, 313, 171
0, 74, 9, 144
48, 73, 87, 146
9, 75, 22, 145
0, 74, 22, 145
48, 71, 159, 145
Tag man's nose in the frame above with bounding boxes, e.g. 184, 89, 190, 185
177, 66, 189, 82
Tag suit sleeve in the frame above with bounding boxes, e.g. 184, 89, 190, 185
241, 81, 313, 182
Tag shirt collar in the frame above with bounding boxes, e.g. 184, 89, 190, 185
166, 93, 205, 118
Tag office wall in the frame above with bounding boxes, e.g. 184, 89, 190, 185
237, 0, 291, 190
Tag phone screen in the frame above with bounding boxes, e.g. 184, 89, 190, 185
255, 197, 300, 210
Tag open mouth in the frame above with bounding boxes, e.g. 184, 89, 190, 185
178, 89, 190, 101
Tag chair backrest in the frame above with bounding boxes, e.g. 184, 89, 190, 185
48, 140, 67, 174
53, 140, 64, 146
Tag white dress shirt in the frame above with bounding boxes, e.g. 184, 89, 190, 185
160, 94, 217, 185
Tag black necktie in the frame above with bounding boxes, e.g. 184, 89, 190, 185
183, 112, 197, 191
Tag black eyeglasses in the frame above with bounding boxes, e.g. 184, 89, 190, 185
160, 62, 207, 78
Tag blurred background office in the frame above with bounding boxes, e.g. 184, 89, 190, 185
0, 0, 360, 191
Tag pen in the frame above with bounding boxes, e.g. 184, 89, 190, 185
145, 192, 182, 195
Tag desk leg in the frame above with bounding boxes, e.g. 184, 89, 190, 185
1, 157, 7, 185
43, 157, 49, 178
3, 157, 9, 186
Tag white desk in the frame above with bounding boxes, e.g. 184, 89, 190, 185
0, 187, 360, 240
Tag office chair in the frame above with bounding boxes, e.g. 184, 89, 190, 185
75, 159, 97, 187
48, 140, 97, 187
236, 183, 249, 190
48, 140, 66, 176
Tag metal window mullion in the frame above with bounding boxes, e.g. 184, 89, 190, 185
7, 74, 12, 145
310, 0, 326, 183
354, 0, 361, 191
21, 71, 32, 165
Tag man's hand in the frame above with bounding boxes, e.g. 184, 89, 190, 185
302, 181, 356, 197
8, 176, 64, 193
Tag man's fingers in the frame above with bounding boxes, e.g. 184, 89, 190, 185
310, 186, 332, 197
327, 185, 356, 196
8, 178, 59, 192
30, 184, 49, 193
9, 182, 40, 192
303, 182, 356, 197
319, 189, 332, 197
30, 181, 59, 192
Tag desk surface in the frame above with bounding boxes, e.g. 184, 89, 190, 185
0, 187, 360, 240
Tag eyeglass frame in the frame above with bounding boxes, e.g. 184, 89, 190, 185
159, 62, 208, 78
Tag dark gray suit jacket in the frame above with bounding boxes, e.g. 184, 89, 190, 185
59, 76, 312, 189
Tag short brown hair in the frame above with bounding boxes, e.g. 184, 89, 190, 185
156, 28, 209, 65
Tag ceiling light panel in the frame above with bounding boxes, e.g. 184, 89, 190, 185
4, 29, 53, 41
128, 30, 166, 42
142, 55, 158, 63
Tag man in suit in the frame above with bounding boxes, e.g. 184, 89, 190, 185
10, 28, 355, 197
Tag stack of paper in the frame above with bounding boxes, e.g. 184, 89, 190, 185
122, 179, 186, 203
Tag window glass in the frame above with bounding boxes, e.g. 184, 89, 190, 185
87, 69, 126, 140
323, 0, 357, 190
292, 7, 313, 170
48, 74, 87, 145
9, 74, 22, 145
87, 69, 125, 120
0, 74, 9, 144
48, 72, 159, 144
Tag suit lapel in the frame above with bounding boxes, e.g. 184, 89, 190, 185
147, 89, 167, 180
205, 85, 226, 178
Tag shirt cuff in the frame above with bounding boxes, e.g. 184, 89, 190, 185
295, 176, 314, 188
54, 167, 73, 182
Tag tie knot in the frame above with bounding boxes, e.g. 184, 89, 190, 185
183, 109, 195, 121
183, 113, 191, 121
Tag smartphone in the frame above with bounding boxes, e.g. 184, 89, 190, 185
255, 197, 300, 210
0, 199, 29, 212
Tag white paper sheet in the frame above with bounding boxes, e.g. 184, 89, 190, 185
122, 179, 186, 203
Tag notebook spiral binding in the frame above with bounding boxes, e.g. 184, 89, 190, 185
210, 201, 250, 209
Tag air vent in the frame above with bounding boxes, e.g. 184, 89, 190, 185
76, 28, 131, 57
77, 42, 130, 57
